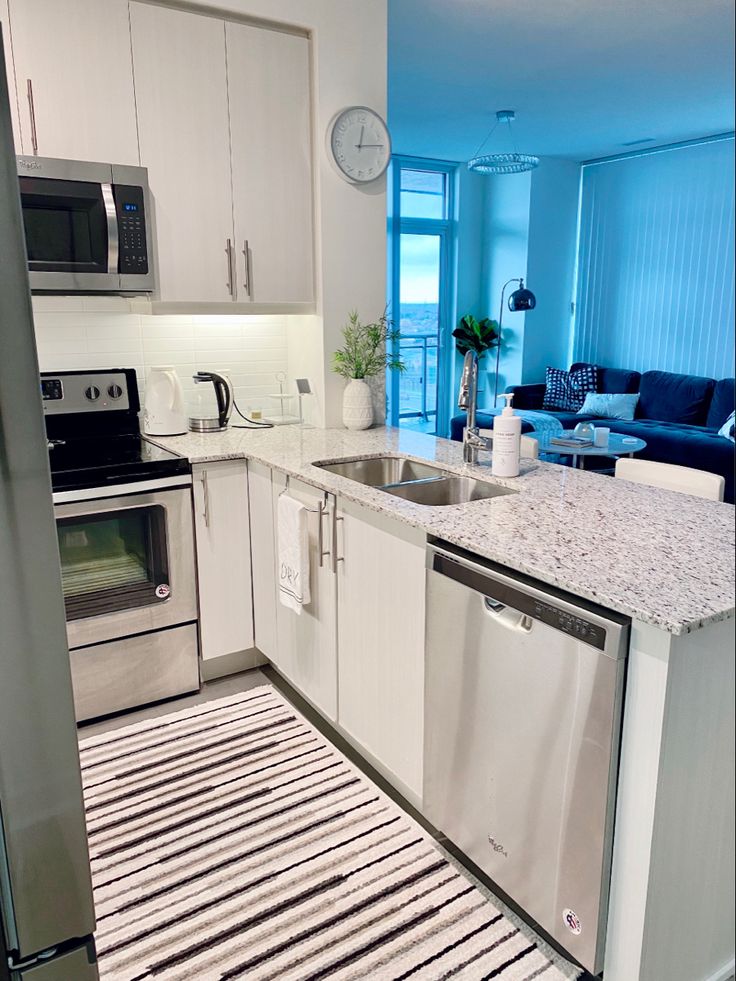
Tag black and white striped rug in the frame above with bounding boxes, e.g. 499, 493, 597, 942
79, 686, 581, 981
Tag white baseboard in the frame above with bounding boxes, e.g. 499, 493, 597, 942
200, 647, 266, 681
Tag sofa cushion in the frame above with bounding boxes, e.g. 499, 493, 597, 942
543, 365, 598, 411
571, 363, 641, 395
577, 392, 640, 421
637, 370, 716, 426
706, 378, 736, 429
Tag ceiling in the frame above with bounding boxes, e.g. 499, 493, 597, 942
388, 0, 735, 162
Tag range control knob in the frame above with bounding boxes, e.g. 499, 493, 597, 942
108, 384, 123, 400
85, 386, 101, 401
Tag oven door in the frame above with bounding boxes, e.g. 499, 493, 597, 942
54, 487, 197, 649
18, 157, 120, 292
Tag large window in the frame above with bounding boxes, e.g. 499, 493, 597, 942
388, 159, 456, 436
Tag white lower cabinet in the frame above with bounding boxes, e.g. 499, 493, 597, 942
335, 499, 426, 800
192, 460, 254, 661
271, 472, 338, 721
248, 461, 278, 661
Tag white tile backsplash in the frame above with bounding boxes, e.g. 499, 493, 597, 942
32, 301, 290, 418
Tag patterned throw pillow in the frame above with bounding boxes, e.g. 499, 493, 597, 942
543, 365, 599, 411
718, 410, 735, 443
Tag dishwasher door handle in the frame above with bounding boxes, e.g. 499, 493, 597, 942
483, 595, 533, 633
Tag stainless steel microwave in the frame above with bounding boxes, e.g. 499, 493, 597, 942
17, 155, 155, 294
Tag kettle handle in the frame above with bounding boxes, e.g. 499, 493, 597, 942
209, 370, 234, 427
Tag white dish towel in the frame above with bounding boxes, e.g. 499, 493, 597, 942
278, 493, 311, 614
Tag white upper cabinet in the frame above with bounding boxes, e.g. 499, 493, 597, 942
1, 1, 21, 150
130, 2, 235, 303
7, 0, 138, 163
226, 23, 314, 305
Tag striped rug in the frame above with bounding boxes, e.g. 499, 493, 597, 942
79, 686, 581, 981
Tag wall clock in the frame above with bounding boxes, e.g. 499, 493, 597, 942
327, 106, 391, 184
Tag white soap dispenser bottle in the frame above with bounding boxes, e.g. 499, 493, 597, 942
491, 393, 521, 477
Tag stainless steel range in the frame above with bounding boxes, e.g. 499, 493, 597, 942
44, 368, 200, 721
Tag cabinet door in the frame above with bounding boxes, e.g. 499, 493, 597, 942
130, 3, 235, 302
337, 499, 426, 798
1, 1, 21, 150
272, 473, 337, 720
193, 461, 254, 661
226, 23, 314, 304
248, 461, 277, 660
8, 0, 138, 163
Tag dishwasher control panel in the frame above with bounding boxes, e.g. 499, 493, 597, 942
531, 600, 605, 651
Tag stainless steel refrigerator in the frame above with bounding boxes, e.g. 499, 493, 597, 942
0, 30, 98, 981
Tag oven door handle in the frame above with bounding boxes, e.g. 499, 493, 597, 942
102, 182, 119, 276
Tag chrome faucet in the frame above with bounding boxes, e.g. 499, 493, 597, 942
458, 350, 493, 464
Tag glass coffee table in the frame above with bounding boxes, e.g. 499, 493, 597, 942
537, 431, 647, 470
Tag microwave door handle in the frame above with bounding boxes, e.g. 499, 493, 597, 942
101, 183, 119, 275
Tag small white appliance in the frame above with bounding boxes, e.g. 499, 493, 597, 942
143, 366, 187, 436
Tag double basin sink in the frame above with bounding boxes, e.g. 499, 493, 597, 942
314, 455, 517, 507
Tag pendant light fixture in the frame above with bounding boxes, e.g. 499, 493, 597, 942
468, 110, 539, 175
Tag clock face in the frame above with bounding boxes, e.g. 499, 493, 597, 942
329, 106, 391, 184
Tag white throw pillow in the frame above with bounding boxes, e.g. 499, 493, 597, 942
718, 410, 735, 442
578, 392, 640, 421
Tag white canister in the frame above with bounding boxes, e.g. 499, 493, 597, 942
143, 367, 187, 435
342, 378, 374, 431
594, 426, 611, 448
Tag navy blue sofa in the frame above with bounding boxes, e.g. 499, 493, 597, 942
451, 363, 736, 503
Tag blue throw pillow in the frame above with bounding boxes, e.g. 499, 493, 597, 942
577, 392, 640, 421
543, 365, 598, 411
718, 410, 735, 443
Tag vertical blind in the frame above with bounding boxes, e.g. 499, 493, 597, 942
574, 137, 735, 380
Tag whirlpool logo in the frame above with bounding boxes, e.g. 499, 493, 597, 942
487, 835, 508, 859
18, 158, 42, 170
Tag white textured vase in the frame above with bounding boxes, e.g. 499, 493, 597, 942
342, 378, 374, 431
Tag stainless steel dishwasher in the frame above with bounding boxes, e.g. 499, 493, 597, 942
424, 541, 630, 975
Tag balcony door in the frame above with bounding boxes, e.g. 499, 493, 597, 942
388, 161, 455, 436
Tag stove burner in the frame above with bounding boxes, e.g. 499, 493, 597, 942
42, 369, 190, 491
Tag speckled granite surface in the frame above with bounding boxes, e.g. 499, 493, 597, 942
148, 425, 735, 635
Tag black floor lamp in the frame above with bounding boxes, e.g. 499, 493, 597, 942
493, 278, 537, 406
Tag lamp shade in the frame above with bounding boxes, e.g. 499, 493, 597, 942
508, 280, 536, 312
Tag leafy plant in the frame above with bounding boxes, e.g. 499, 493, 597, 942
452, 314, 500, 357
332, 310, 405, 380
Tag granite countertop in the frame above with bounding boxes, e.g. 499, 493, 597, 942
148, 424, 735, 635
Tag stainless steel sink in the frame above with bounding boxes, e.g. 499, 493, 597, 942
384, 476, 517, 506
315, 456, 447, 486
314, 455, 518, 507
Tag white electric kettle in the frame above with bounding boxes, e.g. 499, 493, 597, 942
142, 367, 187, 436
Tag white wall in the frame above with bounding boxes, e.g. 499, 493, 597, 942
524, 158, 581, 382
480, 171, 531, 406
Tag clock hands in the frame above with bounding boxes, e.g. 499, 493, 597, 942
355, 125, 384, 151
355, 125, 365, 150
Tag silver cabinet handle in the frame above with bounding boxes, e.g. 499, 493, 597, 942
242, 240, 251, 297
225, 239, 235, 296
331, 507, 344, 574
317, 498, 331, 568
201, 471, 211, 528
26, 79, 38, 155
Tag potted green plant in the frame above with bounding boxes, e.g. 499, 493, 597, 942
332, 310, 405, 430
452, 314, 500, 360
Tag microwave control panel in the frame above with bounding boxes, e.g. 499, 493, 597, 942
113, 184, 149, 275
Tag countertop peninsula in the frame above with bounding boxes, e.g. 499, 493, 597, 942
149, 424, 735, 635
